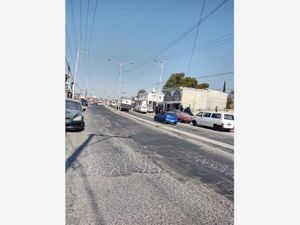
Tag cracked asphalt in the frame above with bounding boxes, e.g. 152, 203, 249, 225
66, 104, 234, 225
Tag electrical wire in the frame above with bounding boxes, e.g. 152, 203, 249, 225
123, 0, 229, 74
186, 0, 206, 74
87, 0, 99, 53
70, 0, 78, 50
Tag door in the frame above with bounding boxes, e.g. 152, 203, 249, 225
202, 112, 212, 126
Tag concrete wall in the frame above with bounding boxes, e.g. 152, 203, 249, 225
164, 87, 228, 114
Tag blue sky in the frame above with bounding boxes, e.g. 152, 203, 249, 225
66, 0, 233, 99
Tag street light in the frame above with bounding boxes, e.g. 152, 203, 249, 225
107, 58, 134, 110
154, 59, 164, 93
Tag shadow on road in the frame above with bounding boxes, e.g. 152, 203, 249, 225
66, 134, 95, 172
65, 133, 132, 172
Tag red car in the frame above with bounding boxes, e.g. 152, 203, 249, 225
176, 111, 193, 123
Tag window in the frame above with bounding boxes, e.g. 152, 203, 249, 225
196, 112, 203, 117
224, 114, 234, 120
166, 112, 176, 117
66, 100, 81, 110
211, 113, 221, 119
203, 112, 211, 118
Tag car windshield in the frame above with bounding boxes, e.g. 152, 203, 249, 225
66, 100, 81, 110
224, 114, 234, 120
166, 112, 176, 117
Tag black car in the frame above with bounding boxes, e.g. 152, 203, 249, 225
80, 98, 88, 106
66, 99, 85, 131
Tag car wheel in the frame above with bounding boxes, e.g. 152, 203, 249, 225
213, 124, 218, 130
174, 122, 177, 125
192, 120, 197, 126
79, 122, 85, 131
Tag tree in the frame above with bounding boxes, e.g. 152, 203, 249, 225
164, 72, 210, 90
226, 90, 234, 109
182, 77, 198, 88
164, 73, 185, 88
197, 83, 209, 89
137, 89, 146, 95
223, 80, 226, 92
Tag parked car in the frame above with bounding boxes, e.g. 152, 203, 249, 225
135, 101, 148, 113
111, 101, 116, 107
80, 98, 88, 106
154, 111, 178, 125
192, 111, 234, 131
66, 99, 85, 131
147, 106, 154, 113
98, 100, 103, 105
176, 111, 193, 123
119, 98, 132, 111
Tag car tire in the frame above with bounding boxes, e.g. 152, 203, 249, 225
174, 122, 177, 125
213, 124, 218, 130
192, 120, 197, 126
79, 122, 85, 131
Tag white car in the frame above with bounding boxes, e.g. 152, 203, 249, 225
135, 101, 148, 113
98, 101, 103, 105
192, 111, 234, 131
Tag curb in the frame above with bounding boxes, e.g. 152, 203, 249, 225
103, 105, 234, 153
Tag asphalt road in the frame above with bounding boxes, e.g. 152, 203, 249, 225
125, 109, 234, 146
66, 104, 234, 225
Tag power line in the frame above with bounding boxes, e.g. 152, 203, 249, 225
195, 71, 233, 79
123, 0, 229, 74
123, 34, 233, 84
187, 0, 206, 74
87, 0, 99, 53
70, 0, 78, 50
65, 26, 75, 68
162, 34, 233, 61
80, 0, 83, 49
83, 0, 90, 51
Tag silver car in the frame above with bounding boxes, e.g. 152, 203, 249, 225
65, 99, 85, 131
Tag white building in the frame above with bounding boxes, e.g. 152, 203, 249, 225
136, 89, 164, 111
160, 87, 228, 115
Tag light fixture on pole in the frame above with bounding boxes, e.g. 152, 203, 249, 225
107, 58, 134, 110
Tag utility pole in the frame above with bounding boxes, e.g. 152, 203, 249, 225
72, 49, 88, 99
154, 59, 164, 93
85, 77, 88, 98
107, 59, 134, 110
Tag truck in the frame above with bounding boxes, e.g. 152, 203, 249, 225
118, 98, 132, 111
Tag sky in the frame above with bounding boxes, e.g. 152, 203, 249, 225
65, 0, 234, 99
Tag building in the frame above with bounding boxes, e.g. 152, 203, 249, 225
159, 87, 228, 115
135, 89, 164, 111
65, 74, 73, 98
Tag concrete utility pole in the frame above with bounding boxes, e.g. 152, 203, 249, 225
107, 58, 134, 110
72, 49, 88, 99
154, 59, 164, 93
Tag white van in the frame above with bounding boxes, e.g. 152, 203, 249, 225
192, 111, 234, 131
135, 100, 147, 113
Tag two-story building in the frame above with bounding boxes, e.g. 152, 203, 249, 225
135, 89, 164, 111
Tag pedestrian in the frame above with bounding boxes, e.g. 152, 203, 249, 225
215, 106, 218, 112
180, 105, 184, 112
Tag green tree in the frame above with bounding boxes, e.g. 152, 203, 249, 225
164, 73, 185, 88
223, 80, 226, 92
137, 89, 146, 95
226, 90, 234, 109
197, 83, 209, 89
164, 73, 211, 90
182, 77, 198, 88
